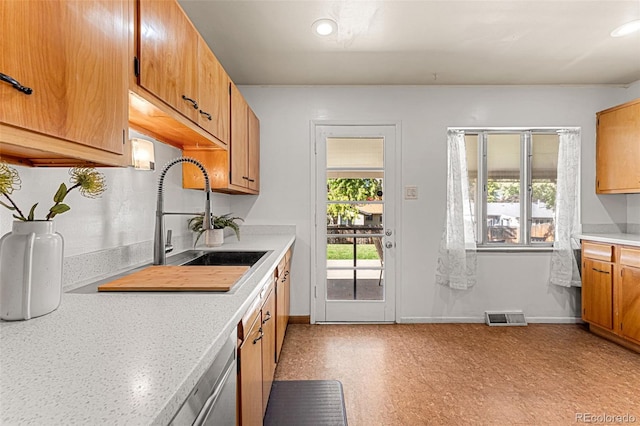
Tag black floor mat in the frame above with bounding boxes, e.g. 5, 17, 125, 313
264, 380, 348, 426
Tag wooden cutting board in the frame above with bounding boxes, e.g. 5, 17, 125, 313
97, 265, 250, 292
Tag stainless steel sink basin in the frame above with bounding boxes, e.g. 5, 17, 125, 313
180, 251, 269, 267
69, 250, 272, 293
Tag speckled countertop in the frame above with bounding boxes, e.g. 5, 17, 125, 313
576, 232, 640, 247
0, 233, 295, 425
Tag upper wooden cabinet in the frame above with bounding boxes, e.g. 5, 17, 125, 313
0, 0, 128, 166
596, 98, 640, 194
138, 0, 199, 122
197, 38, 230, 144
182, 84, 260, 194
131, 0, 228, 151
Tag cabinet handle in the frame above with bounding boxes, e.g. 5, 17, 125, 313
248, 178, 255, 183
262, 311, 272, 323
0, 72, 33, 95
253, 330, 264, 344
199, 110, 212, 121
591, 267, 610, 274
181, 95, 198, 109
242, 176, 250, 180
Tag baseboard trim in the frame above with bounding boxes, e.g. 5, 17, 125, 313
399, 316, 582, 324
288, 315, 311, 324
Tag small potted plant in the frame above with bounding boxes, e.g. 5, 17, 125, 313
188, 213, 243, 247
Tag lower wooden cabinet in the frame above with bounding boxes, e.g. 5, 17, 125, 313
581, 241, 640, 351
237, 250, 292, 425
261, 288, 277, 414
238, 307, 263, 426
275, 251, 291, 361
619, 247, 640, 344
581, 258, 613, 330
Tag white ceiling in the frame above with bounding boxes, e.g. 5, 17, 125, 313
178, 0, 640, 86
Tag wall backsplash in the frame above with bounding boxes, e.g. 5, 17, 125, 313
1, 130, 231, 287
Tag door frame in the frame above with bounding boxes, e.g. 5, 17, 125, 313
309, 120, 402, 324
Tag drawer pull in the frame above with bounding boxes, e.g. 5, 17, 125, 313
253, 331, 264, 344
0, 72, 33, 95
181, 95, 198, 109
262, 312, 272, 324
592, 267, 610, 274
199, 110, 212, 120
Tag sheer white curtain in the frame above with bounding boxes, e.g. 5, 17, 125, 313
549, 129, 582, 287
436, 130, 477, 290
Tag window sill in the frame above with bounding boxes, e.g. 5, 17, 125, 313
476, 246, 554, 253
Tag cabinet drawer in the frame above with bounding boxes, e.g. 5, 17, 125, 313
620, 246, 640, 268
582, 241, 614, 262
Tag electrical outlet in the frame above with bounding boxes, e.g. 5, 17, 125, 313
404, 185, 418, 200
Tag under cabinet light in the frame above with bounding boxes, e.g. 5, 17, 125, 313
131, 138, 155, 170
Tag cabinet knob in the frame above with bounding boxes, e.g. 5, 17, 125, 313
181, 95, 198, 109
0, 72, 33, 95
199, 110, 212, 121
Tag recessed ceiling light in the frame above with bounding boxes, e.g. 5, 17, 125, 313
611, 20, 640, 37
312, 18, 337, 36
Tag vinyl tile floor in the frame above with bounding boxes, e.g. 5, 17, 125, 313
274, 324, 640, 426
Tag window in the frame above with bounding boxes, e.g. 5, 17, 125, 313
464, 130, 560, 246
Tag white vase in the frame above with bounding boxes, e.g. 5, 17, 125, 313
0, 221, 64, 321
204, 228, 224, 247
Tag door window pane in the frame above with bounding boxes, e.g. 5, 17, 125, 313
531, 134, 559, 243
327, 138, 383, 168
486, 134, 521, 243
326, 235, 384, 268
326, 269, 384, 301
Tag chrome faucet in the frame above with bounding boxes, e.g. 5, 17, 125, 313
154, 157, 213, 265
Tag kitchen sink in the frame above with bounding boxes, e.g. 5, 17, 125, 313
180, 251, 268, 267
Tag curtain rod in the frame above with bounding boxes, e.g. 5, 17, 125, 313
449, 127, 580, 133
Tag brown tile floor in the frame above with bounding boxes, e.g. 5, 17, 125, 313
274, 324, 640, 426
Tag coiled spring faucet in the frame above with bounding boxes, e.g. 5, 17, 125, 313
154, 157, 213, 265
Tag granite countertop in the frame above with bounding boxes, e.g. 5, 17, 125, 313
576, 232, 640, 247
0, 232, 295, 425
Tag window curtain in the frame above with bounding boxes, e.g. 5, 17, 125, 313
549, 129, 582, 287
436, 129, 477, 290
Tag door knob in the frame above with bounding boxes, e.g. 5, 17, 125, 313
385, 241, 393, 249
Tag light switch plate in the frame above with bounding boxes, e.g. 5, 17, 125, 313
404, 185, 418, 200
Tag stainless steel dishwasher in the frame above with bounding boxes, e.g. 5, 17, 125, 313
170, 332, 236, 425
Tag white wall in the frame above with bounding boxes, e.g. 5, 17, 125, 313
234, 85, 629, 322
0, 134, 230, 258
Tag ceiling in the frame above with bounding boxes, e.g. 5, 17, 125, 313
178, 0, 640, 86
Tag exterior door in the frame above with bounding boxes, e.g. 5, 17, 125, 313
314, 124, 397, 322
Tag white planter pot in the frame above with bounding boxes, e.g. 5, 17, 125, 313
0, 221, 64, 321
204, 228, 224, 247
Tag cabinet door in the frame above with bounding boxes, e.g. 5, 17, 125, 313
247, 107, 260, 192
230, 83, 249, 187
261, 288, 277, 414
275, 263, 290, 360
238, 314, 263, 426
596, 100, 640, 193
582, 259, 613, 330
0, 0, 126, 154
197, 38, 230, 144
620, 267, 640, 344
139, 0, 199, 122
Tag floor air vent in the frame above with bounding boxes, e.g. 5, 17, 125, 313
485, 311, 527, 326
